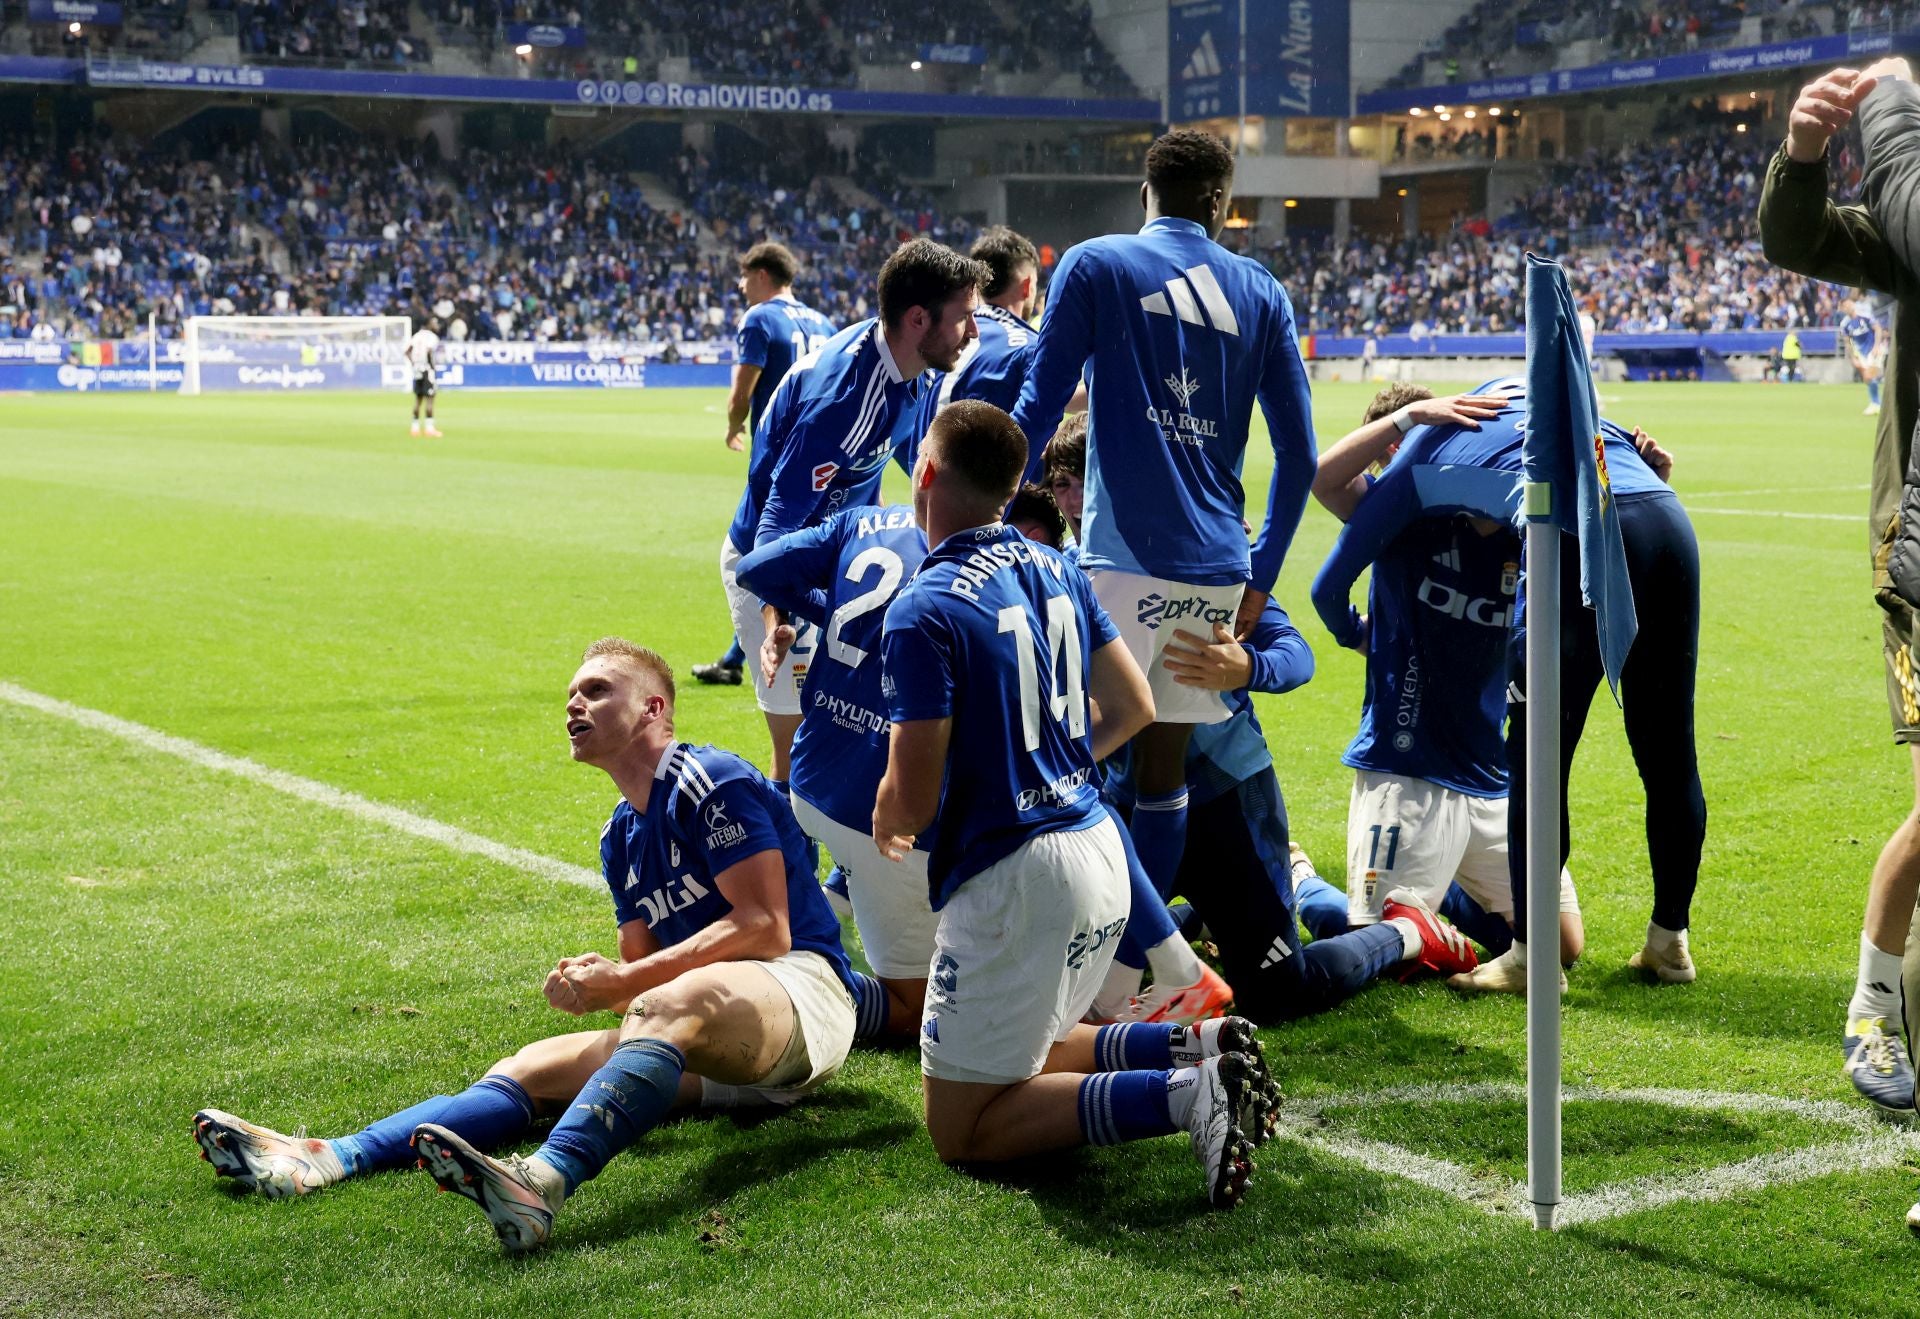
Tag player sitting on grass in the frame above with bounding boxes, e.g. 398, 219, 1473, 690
1039, 421, 1477, 1021
1310, 382, 1590, 991
192, 638, 857, 1254
873, 400, 1277, 1208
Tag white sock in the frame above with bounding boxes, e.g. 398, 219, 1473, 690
1504, 937, 1529, 967
1646, 921, 1684, 952
1385, 916, 1422, 962
1165, 1065, 1202, 1128
1849, 932, 1905, 1026
1146, 933, 1204, 986
521, 1152, 569, 1209
1091, 961, 1143, 1021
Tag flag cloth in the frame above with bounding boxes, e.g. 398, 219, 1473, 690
1523, 253, 1637, 693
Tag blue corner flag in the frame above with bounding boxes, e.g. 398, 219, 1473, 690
1523, 253, 1637, 693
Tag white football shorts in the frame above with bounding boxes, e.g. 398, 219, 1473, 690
1087, 568, 1242, 725
1345, 770, 1579, 925
748, 948, 856, 1093
720, 534, 817, 717
791, 794, 939, 981
920, 816, 1130, 1085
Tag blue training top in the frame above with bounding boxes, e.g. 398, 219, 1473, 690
1009, 216, 1318, 591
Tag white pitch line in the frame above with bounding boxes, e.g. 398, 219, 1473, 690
1276, 1081, 1920, 1227
1686, 508, 1856, 522
0, 680, 601, 890
1686, 484, 1868, 500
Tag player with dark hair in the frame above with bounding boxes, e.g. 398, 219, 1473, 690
721, 239, 984, 790
697, 242, 840, 688
192, 639, 857, 1254
405, 315, 441, 438
1006, 482, 1067, 548
874, 399, 1276, 1208
1008, 129, 1317, 1019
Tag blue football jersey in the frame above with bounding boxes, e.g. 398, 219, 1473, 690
1842, 313, 1879, 358
734, 504, 929, 840
726, 318, 925, 552
1009, 216, 1318, 591
736, 293, 838, 430
599, 742, 856, 992
881, 522, 1119, 907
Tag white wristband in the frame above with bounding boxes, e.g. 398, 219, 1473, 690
1390, 405, 1417, 435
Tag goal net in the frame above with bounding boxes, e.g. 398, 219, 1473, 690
180, 316, 413, 395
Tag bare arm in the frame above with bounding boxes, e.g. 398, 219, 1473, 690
1313, 392, 1511, 522
874, 717, 953, 860
1086, 636, 1154, 761
545, 851, 794, 1014
724, 363, 763, 451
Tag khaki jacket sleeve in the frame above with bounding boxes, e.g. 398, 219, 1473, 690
1757, 143, 1902, 294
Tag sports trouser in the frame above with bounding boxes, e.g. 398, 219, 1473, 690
1172, 768, 1404, 1024
1506, 491, 1706, 939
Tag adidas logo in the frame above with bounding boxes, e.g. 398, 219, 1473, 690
1432, 545, 1462, 572
1182, 29, 1223, 79
1259, 935, 1294, 970
1140, 264, 1241, 336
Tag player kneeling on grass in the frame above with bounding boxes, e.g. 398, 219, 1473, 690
873, 400, 1278, 1209
192, 638, 857, 1253
1311, 383, 1591, 990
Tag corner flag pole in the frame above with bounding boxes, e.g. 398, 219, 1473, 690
1522, 478, 1562, 1231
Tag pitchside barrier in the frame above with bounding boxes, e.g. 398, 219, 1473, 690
0, 339, 733, 393
0, 329, 1850, 393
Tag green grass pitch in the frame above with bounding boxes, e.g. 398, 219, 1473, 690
1, 381, 1915, 1316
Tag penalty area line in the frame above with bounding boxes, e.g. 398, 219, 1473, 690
0, 680, 601, 891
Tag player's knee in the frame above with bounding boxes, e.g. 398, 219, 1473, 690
1558, 917, 1585, 967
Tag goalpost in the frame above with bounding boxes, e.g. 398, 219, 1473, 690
179, 315, 413, 395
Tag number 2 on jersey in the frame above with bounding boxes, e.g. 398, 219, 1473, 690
825, 546, 904, 667
997, 595, 1086, 752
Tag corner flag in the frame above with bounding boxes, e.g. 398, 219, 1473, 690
1523, 253, 1637, 691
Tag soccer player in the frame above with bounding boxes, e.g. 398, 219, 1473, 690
874, 400, 1276, 1207
734, 502, 939, 1042
1310, 383, 1586, 991
1761, 59, 1920, 1117
191, 639, 857, 1254
405, 315, 441, 437
1843, 299, 1887, 416
721, 239, 982, 788
1009, 128, 1317, 921
696, 244, 841, 689
1037, 422, 1474, 1020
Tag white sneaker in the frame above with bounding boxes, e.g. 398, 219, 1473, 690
424, 423, 443, 437
192, 1109, 344, 1198
1867, 404, 1883, 416
1629, 930, 1696, 983
1185, 1053, 1261, 1208
409, 421, 421, 436
1447, 947, 1567, 996
412, 1123, 559, 1254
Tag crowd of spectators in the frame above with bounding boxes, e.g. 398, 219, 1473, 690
0, 131, 972, 345
1387, 0, 1917, 90
214, 0, 426, 65
1259, 125, 1850, 335
0, 118, 1867, 347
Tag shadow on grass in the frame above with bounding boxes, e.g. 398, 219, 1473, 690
561, 1087, 921, 1251
1568, 965, 1843, 1045
1566, 1226, 1844, 1310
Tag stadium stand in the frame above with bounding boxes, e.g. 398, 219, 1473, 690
0, 128, 976, 343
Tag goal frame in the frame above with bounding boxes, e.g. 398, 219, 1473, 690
180, 315, 414, 395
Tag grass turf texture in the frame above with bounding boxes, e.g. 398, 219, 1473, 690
0, 382, 1913, 1316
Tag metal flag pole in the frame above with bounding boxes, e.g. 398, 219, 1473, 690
1523, 480, 1563, 1231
